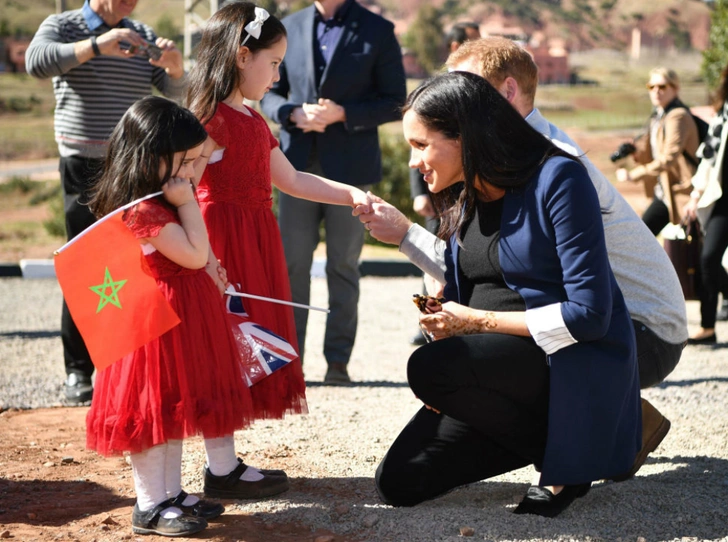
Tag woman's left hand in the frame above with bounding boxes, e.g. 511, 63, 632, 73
419, 302, 487, 340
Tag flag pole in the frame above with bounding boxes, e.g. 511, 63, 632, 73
54, 191, 164, 255
225, 289, 330, 313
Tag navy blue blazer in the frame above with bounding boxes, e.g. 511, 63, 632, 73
260, 1, 406, 186
445, 157, 642, 485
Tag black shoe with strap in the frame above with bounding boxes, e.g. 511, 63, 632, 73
131, 499, 208, 537
169, 490, 225, 520
203, 457, 290, 499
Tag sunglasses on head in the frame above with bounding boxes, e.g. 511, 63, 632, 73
647, 83, 669, 91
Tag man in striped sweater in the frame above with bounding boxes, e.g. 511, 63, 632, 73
26, 0, 186, 404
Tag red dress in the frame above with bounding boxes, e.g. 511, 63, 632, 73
86, 199, 255, 457
198, 103, 307, 419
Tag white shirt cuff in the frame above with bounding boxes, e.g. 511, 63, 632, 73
525, 302, 576, 356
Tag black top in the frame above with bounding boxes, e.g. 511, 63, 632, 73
459, 197, 527, 312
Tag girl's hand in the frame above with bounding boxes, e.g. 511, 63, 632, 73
205, 259, 229, 296
351, 189, 372, 215
419, 302, 493, 340
162, 177, 196, 208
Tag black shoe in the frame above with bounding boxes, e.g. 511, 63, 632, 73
203, 457, 290, 499
131, 500, 208, 537
513, 483, 591, 518
687, 333, 717, 345
169, 490, 224, 520
64, 373, 93, 404
717, 300, 728, 321
409, 330, 428, 346
324, 362, 351, 385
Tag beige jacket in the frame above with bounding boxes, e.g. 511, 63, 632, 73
630, 104, 700, 224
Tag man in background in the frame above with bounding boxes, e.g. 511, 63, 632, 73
26, 0, 186, 403
260, 0, 406, 385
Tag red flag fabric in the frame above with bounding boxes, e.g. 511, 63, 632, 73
54, 208, 180, 371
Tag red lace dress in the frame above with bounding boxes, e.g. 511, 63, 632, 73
198, 103, 307, 419
86, 199, 254, 457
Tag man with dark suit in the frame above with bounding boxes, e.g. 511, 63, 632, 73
261, 0, 406, 384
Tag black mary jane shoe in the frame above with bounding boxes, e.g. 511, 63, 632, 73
131, 500, 208, 537
203, 457, 290, 499
513, 483, 592, 518
169, 490, 225, 520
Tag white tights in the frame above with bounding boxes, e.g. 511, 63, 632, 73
204, 436, 263, 481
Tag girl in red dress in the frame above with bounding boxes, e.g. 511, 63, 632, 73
86, 96, 264, 537
185, 2, 371, 486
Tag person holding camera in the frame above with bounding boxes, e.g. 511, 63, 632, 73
615, 68, 700, 236
683, 63, 728, 344
26, 0, 186, 405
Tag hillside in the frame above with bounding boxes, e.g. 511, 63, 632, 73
2, 0, 712, 53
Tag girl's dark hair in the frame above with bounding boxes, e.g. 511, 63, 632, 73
186, 1, 287, 123
403, 71, 577, 242
89, 96, 208, 217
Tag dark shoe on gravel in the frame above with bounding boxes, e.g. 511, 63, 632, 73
324, 362, 351, 385
64, 373, 93, 404
513, 483, 591, 518
203, 457, 290, 499
131, 500, 208, 537
169, 490, 225, 520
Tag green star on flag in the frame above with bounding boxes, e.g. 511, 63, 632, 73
89, 267, 127, 313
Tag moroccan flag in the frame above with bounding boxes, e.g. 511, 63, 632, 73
54, 194, 180, 371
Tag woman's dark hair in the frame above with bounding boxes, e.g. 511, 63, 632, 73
186, 1, 287, 123
89, 96, 208, 217
403, 71, 577, 242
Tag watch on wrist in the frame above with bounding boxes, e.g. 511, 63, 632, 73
90, 35, 101, 57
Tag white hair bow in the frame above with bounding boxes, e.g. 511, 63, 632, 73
241, 7, 270, 46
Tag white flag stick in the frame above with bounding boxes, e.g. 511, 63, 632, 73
225, 288, 330, 313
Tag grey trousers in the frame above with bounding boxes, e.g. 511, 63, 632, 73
278, 184, 370, 365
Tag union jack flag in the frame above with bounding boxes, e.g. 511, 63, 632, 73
226, 293, 299, 386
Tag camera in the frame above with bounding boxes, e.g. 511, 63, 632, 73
610, 142, 636, 163
121, 40, 163, 61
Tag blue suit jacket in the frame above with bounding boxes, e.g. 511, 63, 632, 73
445, 157, 642, 485
260, 1, 406, 186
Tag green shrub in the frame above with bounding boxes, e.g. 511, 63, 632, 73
0, 176, 35, 194
42, 188, 66, 239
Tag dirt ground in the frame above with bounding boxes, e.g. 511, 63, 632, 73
0, 408, 352, 542
0, 130, 649, 542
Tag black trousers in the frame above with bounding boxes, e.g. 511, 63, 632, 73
641, 197, 670, 236
59, 155, 104, 379
699, 192, 728, 328
632, 319, 684, 388
375, 333, 549, 507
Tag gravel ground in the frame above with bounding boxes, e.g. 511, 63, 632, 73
1, 276, 728, 542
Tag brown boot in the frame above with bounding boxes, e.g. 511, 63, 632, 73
611, 398, 670, 482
